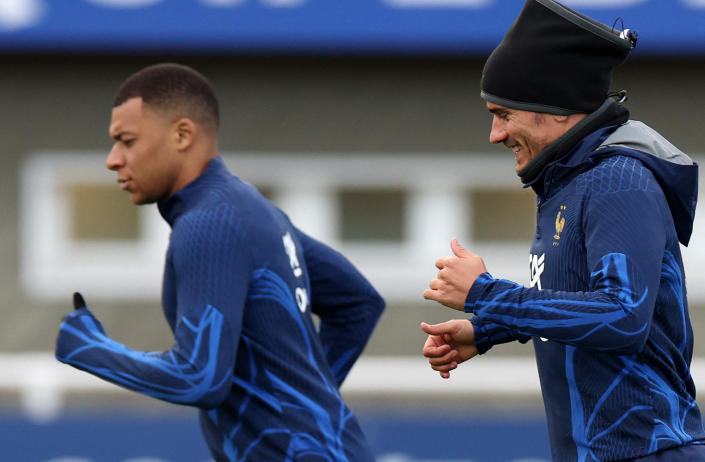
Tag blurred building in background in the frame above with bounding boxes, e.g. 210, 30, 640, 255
1, 1, 705, 460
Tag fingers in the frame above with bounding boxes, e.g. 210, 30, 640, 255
427, 353, 458, 378
434, 255, 461, 275
421, 322, 456, 360
425, 343, 459, 378
430, 359, 458, 373
427, 349, 457, 366
423, 289, 461, 310
421, 321, 461, 379
421, 325, 452, 356
425, 267, 453, 304
426, 241, 483, 311
434, 256, 450, 270
422, 341, 459, 372
450, 238, 470, 258
420, 321, 452, 336
423, 288, 439, 302
422, 332, 444, 348
421, 322, 459, 365
423, 343, 453, 360
423, 286, 463, 310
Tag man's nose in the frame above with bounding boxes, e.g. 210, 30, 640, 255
106, 145, 124, 171
489, 116, 507, 144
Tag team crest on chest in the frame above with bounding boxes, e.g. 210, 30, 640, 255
553, 205, 567, 246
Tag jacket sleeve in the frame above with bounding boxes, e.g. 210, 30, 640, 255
470, 317, 531, 354
55, 206, 249, 408
465, 163, 669, 354
295, 229, 385, 385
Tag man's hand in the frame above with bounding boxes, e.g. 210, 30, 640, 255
56, 292, 107, 362
423, 238, 487, 311
60, 292, 104, 334
421, 319, 478, 379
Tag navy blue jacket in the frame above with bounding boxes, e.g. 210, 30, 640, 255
467, 112, 704, 460
55, 157, 384, 461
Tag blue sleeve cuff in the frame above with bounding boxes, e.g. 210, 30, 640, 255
469, 317, 494, 355
464, 272, 494, 313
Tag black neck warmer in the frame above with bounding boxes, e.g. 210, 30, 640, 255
518, 97, 630, 185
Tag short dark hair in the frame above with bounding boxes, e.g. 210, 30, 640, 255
113, 63, 219, 133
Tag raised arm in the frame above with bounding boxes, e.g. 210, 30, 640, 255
461, 180, 667, 354
55, 206, 250, 408
425, 167, 672, 354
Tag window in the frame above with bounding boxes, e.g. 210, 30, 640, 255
20, 153, 169, 302
23, 152, 704, 304
339, 189, 405, 242
468, 188, 536, 242
67, 184, 139, 240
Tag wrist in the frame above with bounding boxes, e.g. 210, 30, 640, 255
469, 317, 493, 355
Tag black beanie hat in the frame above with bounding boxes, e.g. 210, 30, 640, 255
481, 0, 637, 115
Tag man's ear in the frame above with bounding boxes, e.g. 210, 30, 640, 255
173, 118, 196, 152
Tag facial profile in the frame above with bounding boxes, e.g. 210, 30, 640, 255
106, 97, 185, 205
486, 101, 585, 174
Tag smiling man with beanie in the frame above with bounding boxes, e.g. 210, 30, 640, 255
421, 0, 705, 460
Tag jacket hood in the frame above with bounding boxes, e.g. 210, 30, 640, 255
543, 120, 699, 246
593, 121, 699, 246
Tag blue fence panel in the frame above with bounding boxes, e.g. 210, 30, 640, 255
0, 409, 550, 462
0, 0, 703, 55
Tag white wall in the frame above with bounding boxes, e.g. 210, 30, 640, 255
19, 151, 705, 303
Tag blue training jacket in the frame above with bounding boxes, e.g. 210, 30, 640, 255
55, 156, 385, 461
467, 116, 704, 461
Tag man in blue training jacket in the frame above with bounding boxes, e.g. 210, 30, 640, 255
55, 63, 384, 461
421, 0, 705, 461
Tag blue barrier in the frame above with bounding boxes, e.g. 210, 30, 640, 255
0, 0, 703, 55
0, 409, 550, 461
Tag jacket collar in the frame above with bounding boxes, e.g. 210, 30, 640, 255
157, 156, 228, 227
520, 97, 630, 194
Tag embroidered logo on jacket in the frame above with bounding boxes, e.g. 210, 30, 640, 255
553, 205, 567, 246
529, 253, 545, 290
